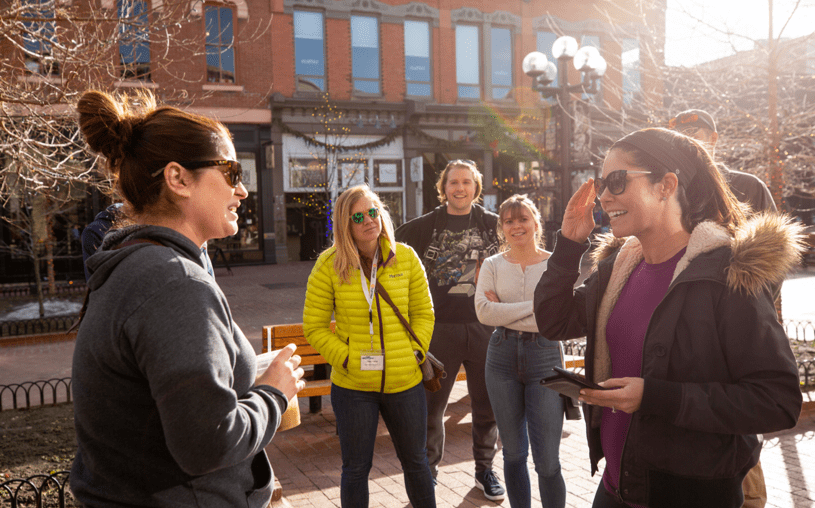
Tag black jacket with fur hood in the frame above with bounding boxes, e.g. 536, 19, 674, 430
533, 213, 804, 508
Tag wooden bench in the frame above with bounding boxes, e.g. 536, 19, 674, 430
262, 323, 583, 413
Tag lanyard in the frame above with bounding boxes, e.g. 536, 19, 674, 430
359, 247, 379, 343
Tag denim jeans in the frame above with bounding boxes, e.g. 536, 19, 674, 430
485, 327, 566, 508
331, 383, 436, 508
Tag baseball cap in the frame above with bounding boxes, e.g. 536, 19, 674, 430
668, 109, 716, 133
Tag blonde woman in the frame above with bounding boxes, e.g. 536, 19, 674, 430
475, 195, 565, 508
303, 185, 436, 507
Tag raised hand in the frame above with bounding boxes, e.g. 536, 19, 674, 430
562, 179, 597, 243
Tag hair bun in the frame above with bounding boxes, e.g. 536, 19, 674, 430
76, 90, 145, 174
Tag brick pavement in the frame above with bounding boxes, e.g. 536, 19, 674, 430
2, 260, 815, 506
267, 381, 815, 508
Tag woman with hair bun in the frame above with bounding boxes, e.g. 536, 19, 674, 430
71, 90, 305, 508
534, 127, 803, 507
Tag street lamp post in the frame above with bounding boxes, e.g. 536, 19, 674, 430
523, 36, 606, 220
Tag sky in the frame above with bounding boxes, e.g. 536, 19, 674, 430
664, 0, 815, 67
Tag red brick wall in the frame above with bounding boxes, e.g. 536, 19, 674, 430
381, 22, 405, 102
325, 17, 351, 100
271, 12, 295, 97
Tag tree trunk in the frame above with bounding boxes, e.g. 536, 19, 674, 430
767, 0, 784, 210
32, 253, 45, 318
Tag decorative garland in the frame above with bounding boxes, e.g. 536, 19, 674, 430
274, 117, 401, 153
405, 124, 468, 150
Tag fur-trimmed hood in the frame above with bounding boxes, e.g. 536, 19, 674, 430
589, 212, 807, 296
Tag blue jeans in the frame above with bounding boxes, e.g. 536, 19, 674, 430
331, 383, 436, 508
485, 327, 566, 508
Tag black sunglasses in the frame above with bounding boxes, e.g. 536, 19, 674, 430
351, 207, 379, 224
594, 170, 652, 196
152, 160, 243, 188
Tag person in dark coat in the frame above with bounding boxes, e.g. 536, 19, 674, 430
534, 128, 803, 508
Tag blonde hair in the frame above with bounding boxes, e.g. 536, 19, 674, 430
331, 185, 396, 283
497, 194, 544, 251
435, 160, 483, 204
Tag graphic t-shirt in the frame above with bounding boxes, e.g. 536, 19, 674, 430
423, 213, 498, 323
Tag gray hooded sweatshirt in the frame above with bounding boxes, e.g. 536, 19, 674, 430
70, 225, 287, 508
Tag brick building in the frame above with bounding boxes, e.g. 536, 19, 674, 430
0, 0, 665, 280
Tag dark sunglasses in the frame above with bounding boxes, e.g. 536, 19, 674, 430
594, 170, 652, 196
351, 207, 379, 224
152, 160, 243, 188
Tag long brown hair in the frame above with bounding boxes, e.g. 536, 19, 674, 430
76, 89, 231, 216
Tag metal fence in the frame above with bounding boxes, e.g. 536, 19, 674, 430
0, 317, 78, 338
0, 471, 74, 508
0, 378, 72, 412
0, 282, 86, 299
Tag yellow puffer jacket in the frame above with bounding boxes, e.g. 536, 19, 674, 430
303, 238, 434, 393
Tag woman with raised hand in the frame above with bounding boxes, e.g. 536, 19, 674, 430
72, 89, 304, 507
533, 127, 803, 508
475, 194, 566, 508
303, 185, 436, 508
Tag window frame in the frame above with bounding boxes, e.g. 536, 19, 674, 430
404, 18, 433, 100
117, 0, 152, 81
350, 14, 382, 97
204, 2, 238, 84
293, 9, 326, 94
621, 37, 641, 106
455, 23, 481, 100
22, 0, 58, 76
488, 25, 513, 101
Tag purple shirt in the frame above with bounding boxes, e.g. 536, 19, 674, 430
601, 248, 686, 504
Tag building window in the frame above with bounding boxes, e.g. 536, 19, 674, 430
581, 35, 601, 101
622, 38, 640, 105
536, 31, 558, 82
118, 0, 151, 80
456, 24, 480, 99
205, 5, 236, 83
351, 15, 380, 95
404, 20, 431, 97
490, 27, 512, 100
294, 10, 325, 92
22, 0, 57, 75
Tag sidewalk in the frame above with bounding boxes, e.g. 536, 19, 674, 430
1, 261, 815, 507
267, 382, 815, 508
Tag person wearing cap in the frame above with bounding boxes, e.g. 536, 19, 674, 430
533, 127, 803, 508
670, 109, 777, 508
669, 109, 776, 213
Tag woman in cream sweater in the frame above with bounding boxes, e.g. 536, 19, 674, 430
475, 194, 565, 508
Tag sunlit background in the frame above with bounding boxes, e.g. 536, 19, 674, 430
665, 0, 815, 67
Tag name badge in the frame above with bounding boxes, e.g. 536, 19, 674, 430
360, 353, 384, 371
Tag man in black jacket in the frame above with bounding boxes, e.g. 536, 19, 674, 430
396, 160, 504, 501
